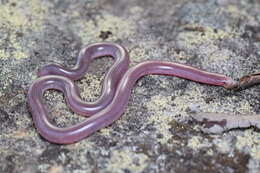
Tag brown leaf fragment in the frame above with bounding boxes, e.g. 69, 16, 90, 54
191, 113, 260, 133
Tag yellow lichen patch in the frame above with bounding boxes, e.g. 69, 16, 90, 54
64, 140, 93, 153
202, 95, 253, 114
0, 29, 28, 59
197, 43, 234, 63
145, 95, 175, 144
0, 6, 27, 28
0, 0, 47, 29
129, 40, 169, 64
0, 0, 47, 59
236, 129, 260, 160
77, 14, 136, 43
130, 46, 147, 63
99, 127, 112, 137
149, 112, 174, 144
106, 148, 149, 173
207, 149, 214, 156
77, 74, 102, 101
178, 24, 233, 48
226, 5, 243, 18
172, 84, 253, 117
0, 49, 10, 59
235, 100, 254, 114
2, 125, 40, 144
146, 95, 172, 111
96, 14, 135, 38
15, 114, 33, 127
209, 48, 232, 62
187, 136, 212, 150
172, 85, 205, 117
168, 48, 190, 63
224, 5, 256, 25
129, 6, 144, 20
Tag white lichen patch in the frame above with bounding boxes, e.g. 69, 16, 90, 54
213, 138, 232, 154
106, 148, 149, 173
247, 159, 260, 173
236, 129, 260, 160
187, 136, 212, 150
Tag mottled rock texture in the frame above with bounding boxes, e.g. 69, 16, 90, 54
0, 0, 259, 173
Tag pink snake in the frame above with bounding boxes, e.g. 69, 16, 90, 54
28, 42, 259, 144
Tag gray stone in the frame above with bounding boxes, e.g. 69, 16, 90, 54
0, 0, 259, 173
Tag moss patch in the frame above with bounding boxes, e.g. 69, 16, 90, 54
76, 14, 136, 43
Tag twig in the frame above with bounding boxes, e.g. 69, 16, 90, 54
223, 73, 260, 90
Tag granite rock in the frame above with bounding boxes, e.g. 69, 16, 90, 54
0, 0, 259, 173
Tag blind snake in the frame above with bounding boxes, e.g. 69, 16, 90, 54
28, 42, 260, 144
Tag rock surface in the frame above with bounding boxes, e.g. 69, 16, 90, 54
0, 0, 259, 172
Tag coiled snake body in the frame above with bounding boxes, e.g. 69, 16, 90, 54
28, 43, 260, 144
